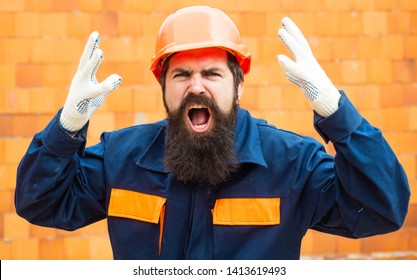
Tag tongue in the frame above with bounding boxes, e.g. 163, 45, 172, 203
190, 108, 209, 125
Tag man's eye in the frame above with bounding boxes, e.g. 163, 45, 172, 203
205, 71, 221, 77
173, 72, 190, 78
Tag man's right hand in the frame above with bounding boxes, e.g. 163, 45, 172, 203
60, 31, 122, 133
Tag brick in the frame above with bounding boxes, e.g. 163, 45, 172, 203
287, 13, 315, 36
4, 138, 31, 164
398, 155, 416, 179
380, 84, 404, 108
338, 12, 362, 35
41, 64, 73, 87
387, 11, 411, 34
15, 12, 40, 37
362, 230, 409, 253
0, 239, 12, 259
2, 39, 30, 63
28, 88, 57, 113
409, 107, 417, 131
409, 228, 417, 250
11, 238, 39, 259
0, 0, 24, 11
79, 219, 108, 236
363, 11, 388, 35
0, 190, 14, 213
39, 238, 64, 259
325, 0, 351, 10
30, 224, 56, 239
352, 0, 375, 10
3, 88, 30, 113
0, 163, 17, 191
321, 61, 342, 85
115, 113, 135, 129
245, 62, 274, 86
63, 237, 89, 259
92, 12, 118, 36
258, 37, 282, 63
279, 0, 305, 11
0, 13, 15, 36
300, 230, 314, 255
0, 64, 16, 87
117, 12, 143, 36
311, 230, 338, 254
333, 37, 357, 59
357, 37, 381, 59
367, 60, 393, 84
101, 37, 136, 62
238, 86, 257, 110
404, 204, 417, 228
3, 213, 30, 239
399, 0, 417, 10
404, 36, 417, 58
239, 13, 267, 37
383, 107, 409, 131
399, 132, 417, 154
336, 236, 361, 254
50, 0, 76, 12
89, 236, 113, 259
16, 64, 42, 87
393, 60, 414, 83
381, 36, 404, 60
25, 0, 53, 11
281, 85, 310, 110
409, 180, 417, 205
106, 87, 133, 113
315, 13, 339, 36
375, 0, 398, 10
341, 60, 367, 84
40, 12, 67, 36
66, 12, 92, 37
88, 112, 115, 143
0, 115, 12, 137
75, 0, 103, 12
257, 86, 282, 111
411, 12, 417, 34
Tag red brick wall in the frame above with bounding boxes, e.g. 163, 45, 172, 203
0, 0, 416, 259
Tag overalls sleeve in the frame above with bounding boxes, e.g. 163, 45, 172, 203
15, 110, 108, 231
307, 92, 410, 238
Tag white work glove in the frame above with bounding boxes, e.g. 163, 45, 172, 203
60, 31, 122, 132
278, 17, 340, 117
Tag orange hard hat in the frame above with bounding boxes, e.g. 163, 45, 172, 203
150, 6, 251, 80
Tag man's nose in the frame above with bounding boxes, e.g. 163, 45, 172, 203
188, 74, 206, 95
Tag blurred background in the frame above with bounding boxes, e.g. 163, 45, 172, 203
0, 0, 416, 260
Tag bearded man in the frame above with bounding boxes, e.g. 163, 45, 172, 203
15, 6, 410, 260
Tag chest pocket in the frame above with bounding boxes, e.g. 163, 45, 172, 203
212, 198, 280, 226
108, 188, 166, 223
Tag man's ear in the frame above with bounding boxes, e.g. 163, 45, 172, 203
237, 82, 244, 102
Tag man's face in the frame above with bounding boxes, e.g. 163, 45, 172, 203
163, 48, 243, 185
164, 48, 242, 134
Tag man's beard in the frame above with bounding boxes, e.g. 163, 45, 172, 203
164, 94, 239, 186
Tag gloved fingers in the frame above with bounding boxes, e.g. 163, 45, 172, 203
278, 27, 305, 62
277, 54, 304, 80
281, 17, 312, 55
78, 31, 100, 72
95, 74, 122, 97
83, 48, 104, 83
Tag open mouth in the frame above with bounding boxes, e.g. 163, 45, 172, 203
187, 104, 212, 133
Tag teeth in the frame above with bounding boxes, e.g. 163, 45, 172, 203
193, 123, 207, 130
189, 104, 207, 109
